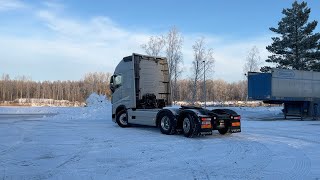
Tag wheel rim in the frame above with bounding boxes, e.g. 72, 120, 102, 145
119, 113, 128, 125
160, 116, 170, 131
183, 117, 191, 133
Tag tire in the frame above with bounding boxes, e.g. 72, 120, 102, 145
218, 127, 229, 135
116, 110, 129, 128
158, 112, 176, 135
182, 114, 197, 138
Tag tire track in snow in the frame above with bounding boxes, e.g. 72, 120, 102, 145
261, 150, 311, 180
160, 138, 211, 180
183, 134, 272, 179
289, 151, 311, 180
187, 138, 220, 180
32, 137, 95, 180
0, 163, 5, 180
180, 136, 272, 179
56, 137, 94, 167
222, 139, 273, 179
0, 121, 39, 179
244, 133, 311, 180
249, 128, 320, 145
0, 125, 26, 156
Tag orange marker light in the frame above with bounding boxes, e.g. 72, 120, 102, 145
232, 122, 241, 126
201, 124, 212, 129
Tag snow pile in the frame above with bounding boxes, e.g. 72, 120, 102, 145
48, 93, 112, 121
85, 93, 111, 108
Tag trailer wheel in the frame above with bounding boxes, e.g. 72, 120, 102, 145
218, 127, 229, 135
182, 114, 196, 138
116, 110, 129, 128
158, 112, 176, 135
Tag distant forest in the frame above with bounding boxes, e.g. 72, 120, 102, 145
0, 73, 248, 105
0, 72, 112, 104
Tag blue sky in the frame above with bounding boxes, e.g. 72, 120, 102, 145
1, 0, 320, 82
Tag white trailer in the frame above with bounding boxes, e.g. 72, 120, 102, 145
248, 68, 320, 119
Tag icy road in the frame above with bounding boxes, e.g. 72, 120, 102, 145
0, 105, 320, 180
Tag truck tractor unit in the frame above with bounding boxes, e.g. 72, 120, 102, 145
110, 53, 241, 137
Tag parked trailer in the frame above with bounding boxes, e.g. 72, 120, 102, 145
110, 53, 241, 137
248, 69, 320, 119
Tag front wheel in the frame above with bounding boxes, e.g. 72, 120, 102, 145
116, 110, 129, 128
182, 114, 197, 138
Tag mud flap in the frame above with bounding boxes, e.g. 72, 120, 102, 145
199, 129, 213, 135
230, 119, 241, 133
196, 123, 212, 136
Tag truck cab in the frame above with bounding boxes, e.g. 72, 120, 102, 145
110, 53, 241, 137
110, 53, 171, 125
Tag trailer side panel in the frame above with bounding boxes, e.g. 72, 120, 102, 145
272, 69, 320, 99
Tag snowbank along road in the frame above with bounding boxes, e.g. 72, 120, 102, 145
0, 104, 320, 180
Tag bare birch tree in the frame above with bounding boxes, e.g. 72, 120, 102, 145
1, 74, 10, 102
165, 27, 183, 104
191, 37, 215, 104
141, 27, 184, 103
243, 46, 261, 74
243, 46, 261, 101
141, 35, 166, 56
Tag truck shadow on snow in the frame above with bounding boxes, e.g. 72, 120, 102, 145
113, 124, 238, 139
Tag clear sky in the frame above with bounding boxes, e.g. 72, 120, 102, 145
1, 0, 320, 82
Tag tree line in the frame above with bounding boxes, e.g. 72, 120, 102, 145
175, 79, 247, 103
0, 73, 247, 104
0, 72, 112, 104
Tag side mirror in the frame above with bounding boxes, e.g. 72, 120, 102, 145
110, 85, 115, 93
109, 74, 122, 93
110, 75, 115, 93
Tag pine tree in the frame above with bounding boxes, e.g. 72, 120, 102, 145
261, 1, 320, 72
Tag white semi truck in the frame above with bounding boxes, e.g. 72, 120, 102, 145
110, 53, 241, 137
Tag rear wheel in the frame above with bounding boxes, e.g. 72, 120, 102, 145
182, 114, 196, 138
158, 112, 176, 135
116, 110, 129, 128
218, 127, 229, 135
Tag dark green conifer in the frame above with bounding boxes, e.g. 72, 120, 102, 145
261, 1, 320, 72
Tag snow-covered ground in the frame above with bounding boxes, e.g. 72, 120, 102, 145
0, 97, 320, 180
